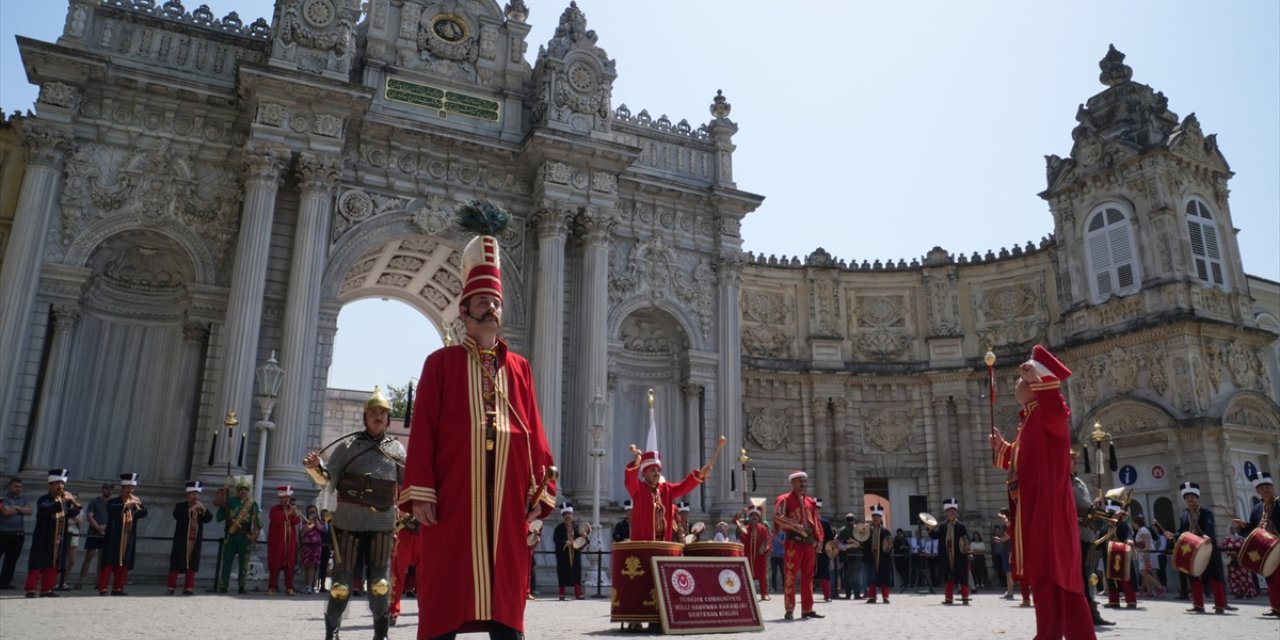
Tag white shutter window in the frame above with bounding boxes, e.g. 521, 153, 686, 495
1185, 199, 1227, 288
1084, 206, 1140, 303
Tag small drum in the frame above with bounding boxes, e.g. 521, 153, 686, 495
682, 521, 706, 544
1105, 541, 1134, 582
610, 541, 683, 623
526, 520, 543, 547
1173, 532, 1212, 577
1239, 527, 1280, 578
572, 536, 588, 550
684, 541, 744, 558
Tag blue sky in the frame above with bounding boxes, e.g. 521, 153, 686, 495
3, 1, 1277, 392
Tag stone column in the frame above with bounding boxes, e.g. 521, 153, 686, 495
25, 305, 80, 469
0, 124, 70, 467
529, 208, 570, 468
929, 396, 953, 501
571, 211, 611, 498
831, 397, 852, 512
270, 152, 341, 480
713, 254, 744, 507
683, 381, 702, 509
204, 143, 289, 475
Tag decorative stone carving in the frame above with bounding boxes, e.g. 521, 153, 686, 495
1224, 406, 1280, 430
618, 313, 678, 354
332, 188, 412, 241
37, 82, 77, 109
866, 407, 916, 452
530, 2, 616, 133
57, 140, 242, 281
407, 195, 450, 236
20, 122, 73, 168
419, 284, 450, 310
313, 114, 344, 137
925, 272, 960, 336
973, 281, 1046, 350
810, 274, 840, 337
746, 407, 789, 451
431, 268, 462, 296
272, 0, 358, 77
297, 152, 343, 191
609, 236, 714, 339
848, 295, 912, 361
741, 325, 790, 359
386, 255, 424, 272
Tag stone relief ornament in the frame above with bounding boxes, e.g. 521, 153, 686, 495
332, 189, 412, 242
274, 0, 356, 76
38, 82, 77, 109
866, 407, 916, 453
609, 236, 714, 340
57, 140, 241, 282
741, 325, 791, 359
747, 407, 789, 451
531, 2, 616, 132
618, 314, 678, 354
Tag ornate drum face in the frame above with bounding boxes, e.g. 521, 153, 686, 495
1239, 528, 1280, 577
1173, 532, 1212, 577
572, 536, 588, 550
610, 541, 683, 623
1106, 541, 1134, 582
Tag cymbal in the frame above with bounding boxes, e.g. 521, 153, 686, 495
853, 523, 871, 542
824, 540, 841, 558
919, 512, 938, 528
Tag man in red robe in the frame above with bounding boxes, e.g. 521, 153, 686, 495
774, 470, 825, 620
623, 449, 705, 542
734, 505, 771, 601
406, 232, 556, 640
266, 485, 301, 595
990, 345, 1096, 640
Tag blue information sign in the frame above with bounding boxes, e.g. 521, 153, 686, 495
1244, 461, 1258, 480
1118, 464, 1137, 486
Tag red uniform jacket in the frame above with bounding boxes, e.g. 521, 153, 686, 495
737, 520, 772, 563
624, 464, 702, 542
773, 492, 824, 546
405, 337, 556, 637
994, 385, 1081, 594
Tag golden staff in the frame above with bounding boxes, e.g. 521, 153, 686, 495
985, 349, 997, 466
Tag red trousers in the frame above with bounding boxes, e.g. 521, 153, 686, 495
390, 528, 420, 618
24, 568, 57, 595
267, 561, 296, 592
944, 580, 971, 601
866, 584, 889, 602
748, 555, 768, 598
1031, 578, 1097, 640
1189, 576, 1227, 610
783, 542, 816, 614
1106, 578, 1135, 605
167, 570, 197, 592
1268, 569, 1280, 613
96, 565, 128, 593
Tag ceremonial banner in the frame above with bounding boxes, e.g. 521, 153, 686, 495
651, 556, 764, 634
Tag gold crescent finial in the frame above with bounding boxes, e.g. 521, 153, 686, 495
224, 411, 238, 429
647, 388, 655, 407
984, 348, 996, 367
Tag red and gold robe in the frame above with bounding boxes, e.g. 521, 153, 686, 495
267, 504, 301, 571
994, 384, 1081, 594
623, 464, 702, 542
405, 336, 556, 638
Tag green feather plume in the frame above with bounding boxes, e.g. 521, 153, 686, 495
454, 199, 510, 236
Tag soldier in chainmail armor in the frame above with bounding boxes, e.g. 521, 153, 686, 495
304, 387, 405, 640
1072, 450, 1113, 628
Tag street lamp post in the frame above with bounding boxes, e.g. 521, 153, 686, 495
589, 392, 608, 551
252, 351, 285, 507
589, 392, 608, 597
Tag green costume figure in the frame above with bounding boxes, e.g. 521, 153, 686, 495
214, 478, 261, 594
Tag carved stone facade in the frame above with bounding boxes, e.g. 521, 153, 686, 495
0, 5, 1276, 568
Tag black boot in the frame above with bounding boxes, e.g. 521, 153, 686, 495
372, 615, 389, 640
325, 596, 348, 640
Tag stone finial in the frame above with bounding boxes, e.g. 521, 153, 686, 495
710, 89, 732, 119
504, 0, 529, 23
1099, 44, 1133, 87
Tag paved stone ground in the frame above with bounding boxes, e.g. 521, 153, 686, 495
0, 586, 1274, 638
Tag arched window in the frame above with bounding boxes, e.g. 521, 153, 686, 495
1185, 199, 1226, 287
1084, 205, 1140, 302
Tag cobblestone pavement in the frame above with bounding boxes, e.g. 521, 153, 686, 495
0, 586, 1274, 639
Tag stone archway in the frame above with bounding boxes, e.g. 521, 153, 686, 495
26, 230, 207, 485
606, 307, 703, 505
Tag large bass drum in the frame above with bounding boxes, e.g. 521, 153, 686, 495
1239, 527, 1280, 578
610, 541, 683, 624
684, 541, 744, 558
1105, 541, 1134, 582
1172, 532, 1212, 577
